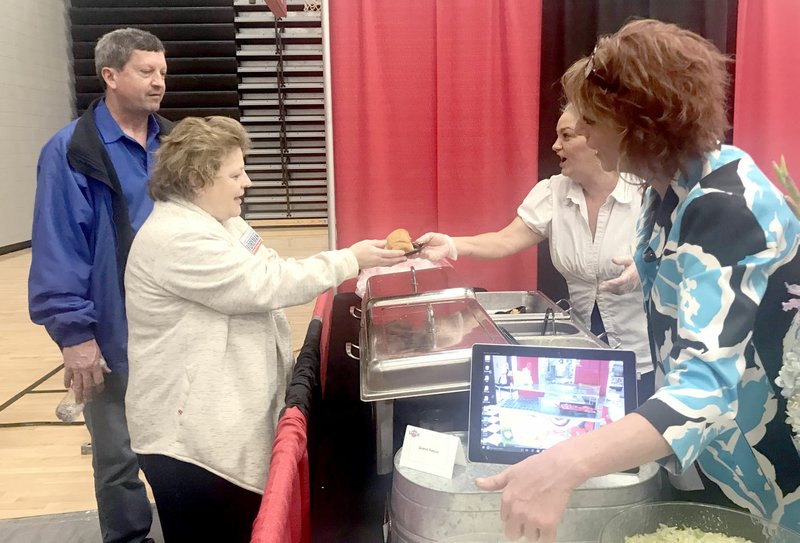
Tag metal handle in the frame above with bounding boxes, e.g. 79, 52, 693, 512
596, 331, 623, 349
554, 298, 572, 314
426, 303, 435, 338
349, 305, 362, 319
345, 342, 360, 360
542, 307, 556, 336
410, 266, 418, 293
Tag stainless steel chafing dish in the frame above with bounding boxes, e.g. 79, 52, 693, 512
474, 290, 570, 321
349, 267, 509, 401
358, 266, 468, 312
475, 290, 607, 348
346, 268, 608, 473
347, 266, 509, 473
358, 287, 508, 401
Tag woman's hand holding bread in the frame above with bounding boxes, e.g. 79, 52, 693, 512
348, 239, 406, 269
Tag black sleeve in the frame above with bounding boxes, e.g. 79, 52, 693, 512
281, 317, 323, 419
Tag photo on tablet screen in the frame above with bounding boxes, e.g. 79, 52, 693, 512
468, 343, 637, 464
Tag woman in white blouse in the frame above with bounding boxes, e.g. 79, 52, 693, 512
418, 104, 654, 402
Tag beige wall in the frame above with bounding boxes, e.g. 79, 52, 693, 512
0, 0, 74, 248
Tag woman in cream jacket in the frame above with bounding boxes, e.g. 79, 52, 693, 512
125, 116, 405, 542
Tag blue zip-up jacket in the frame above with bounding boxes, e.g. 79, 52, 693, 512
28, 99, 172, 373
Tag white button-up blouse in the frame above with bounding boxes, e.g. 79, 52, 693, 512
517, 173, 652, 375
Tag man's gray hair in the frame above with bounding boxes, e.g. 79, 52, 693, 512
94, 28, 165, 84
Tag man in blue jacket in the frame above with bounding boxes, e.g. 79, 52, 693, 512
28, 28, 172, 543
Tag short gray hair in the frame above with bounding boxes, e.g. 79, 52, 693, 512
94, 28, 165, 84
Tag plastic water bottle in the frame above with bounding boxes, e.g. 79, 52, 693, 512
55, 387, 85, 423
55, 356, 109, 422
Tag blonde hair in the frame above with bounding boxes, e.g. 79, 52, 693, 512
562, 19, 730, 182
149, 116, 250, 202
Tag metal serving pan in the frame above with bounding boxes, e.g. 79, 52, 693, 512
363, 266, 466, 305
476, 290, 607, 348
357, 288, 508, 402
474, 290, 570, 321
350, 265, 468, 321
494, 318, 607, 348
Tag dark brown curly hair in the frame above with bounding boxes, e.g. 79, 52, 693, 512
562, 19, 731, 183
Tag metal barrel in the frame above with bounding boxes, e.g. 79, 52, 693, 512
390, 434, 663, 543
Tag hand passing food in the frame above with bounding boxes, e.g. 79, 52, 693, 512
415, 232, 458, 261
348, 239, 406, 269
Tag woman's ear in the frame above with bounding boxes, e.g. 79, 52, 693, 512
187, 173, 206, 198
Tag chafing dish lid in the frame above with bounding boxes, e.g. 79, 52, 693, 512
363, 265, 466, 303
360, 289, 508, 401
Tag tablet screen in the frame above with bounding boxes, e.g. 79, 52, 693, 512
468, 343, 637, 464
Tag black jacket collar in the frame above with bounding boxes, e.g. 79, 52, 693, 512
66, 97, 173, 191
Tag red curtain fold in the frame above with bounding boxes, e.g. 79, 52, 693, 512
330, 0, 542, 291
733, 0, 800, 185
251, 407, 310, 543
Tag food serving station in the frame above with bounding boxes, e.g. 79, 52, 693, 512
307, 264, 667, 543
308, 263, 800, 543
346, 266, 605, 474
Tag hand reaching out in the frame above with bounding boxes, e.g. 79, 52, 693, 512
348, 239, 407, 269
599, 256, 640, 295
475, 449, 578, 543
415, 232, 458, 261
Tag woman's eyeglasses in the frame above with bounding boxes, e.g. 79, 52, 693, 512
584, 45, 619, 93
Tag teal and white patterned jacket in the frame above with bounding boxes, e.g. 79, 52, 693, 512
634, 145, 800, 530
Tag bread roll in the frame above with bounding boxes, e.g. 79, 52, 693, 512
386, 228, 414, 252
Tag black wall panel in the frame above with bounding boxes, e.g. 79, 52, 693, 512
70, 1, 239, 121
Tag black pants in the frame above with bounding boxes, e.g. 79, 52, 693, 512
592, 302, 656, 406
138, 454, 262, 543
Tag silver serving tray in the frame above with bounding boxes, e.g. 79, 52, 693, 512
359, 288, 508, 402
494, 319, 606, 348
477, 291, 607, 348
363, 266, 466, 309
355, 289, 608, 401
475, 290, 570, 321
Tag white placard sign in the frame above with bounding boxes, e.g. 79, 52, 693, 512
398, 425, 467, 478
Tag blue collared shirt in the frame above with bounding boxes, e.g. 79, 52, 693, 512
93, 99, 160, 230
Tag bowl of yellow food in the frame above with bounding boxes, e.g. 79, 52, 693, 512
599, 502, 800, 543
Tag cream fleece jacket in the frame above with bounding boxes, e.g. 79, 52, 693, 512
125, 199, 358, 492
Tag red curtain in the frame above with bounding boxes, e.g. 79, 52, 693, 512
330, 1, 542, 291
733, 0, 800, 185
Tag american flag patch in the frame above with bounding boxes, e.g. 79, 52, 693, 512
239, 229, 263, 255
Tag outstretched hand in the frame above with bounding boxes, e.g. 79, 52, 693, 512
348, 239, 407, 269
475, 450, 578, 542
415, 232, 458, 261
599, 256, 640, 295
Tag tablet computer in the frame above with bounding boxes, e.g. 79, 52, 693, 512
468, 343, 637, 464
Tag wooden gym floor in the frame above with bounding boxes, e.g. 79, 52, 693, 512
0, 227, 329, 520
